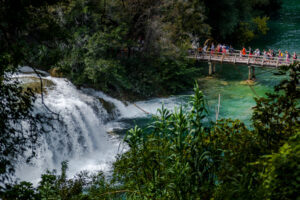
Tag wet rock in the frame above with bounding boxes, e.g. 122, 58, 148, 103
240, 80, 257, 86
49, 67, 63, 77
98, 97, 116, 115
19, 66, 49, 76
220, 81, 228, 86
21, 77, 55, 94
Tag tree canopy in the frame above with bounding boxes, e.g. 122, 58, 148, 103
0, 0, 65, 182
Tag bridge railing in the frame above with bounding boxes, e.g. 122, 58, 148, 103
188, 49, 300, 67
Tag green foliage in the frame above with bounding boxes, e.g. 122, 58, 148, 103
252, 64, 300, 149
212, 64, 300, 199
112, 83, 219, 199
1, 181, 37, 200
2, 64, 299, 199
111, 64, 299, 199
259, 131, 300, 200
55, 0, 205, 98
202, 0, 277, 44
48, 0, 281, 97
37, 161, 87, 200
0, 0, 65, 182
0, 76, 36, 181
253, 16, 270, 35
212, 119, 263, 200
1, 161, 124, 200
235, 16, 270, 45
235, 22, 256, 46
0, 0, 290, 199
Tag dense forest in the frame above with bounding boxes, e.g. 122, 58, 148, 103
1, 0, 299, 199
1, 0, 282, 99
55, 0, 281, 99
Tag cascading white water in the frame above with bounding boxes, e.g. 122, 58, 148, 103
14, 68, 185, 184
14, 73, 125, 184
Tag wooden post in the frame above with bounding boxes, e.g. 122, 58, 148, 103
213, 63, 216, 74
234, 54, 237, 64
276, 57, 279, 68
208, 62, 212, 76
247, 55, 250, 65
248, 66, 252, 80
251, 66, 256, 80
216, 94, 221, 123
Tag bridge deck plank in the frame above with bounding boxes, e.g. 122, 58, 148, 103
188, 52, 299, 68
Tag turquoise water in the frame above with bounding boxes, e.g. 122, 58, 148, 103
253, 0, 300, 53
16, 0, 299, 183
197, 63, 282, 127
200, 0, 300, 125
118, 0, 300, 130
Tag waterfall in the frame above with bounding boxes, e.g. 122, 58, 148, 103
14, 73, 127, 184
14, 68, 185, 184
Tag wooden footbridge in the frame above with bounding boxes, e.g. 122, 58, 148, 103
188, 49, 300, 80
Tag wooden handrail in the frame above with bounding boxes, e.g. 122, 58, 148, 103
188, 49, 300, 66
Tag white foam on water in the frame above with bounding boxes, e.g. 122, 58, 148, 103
14, 75, 126, 185
82, 88, 188, 119
13, 72, 185, 185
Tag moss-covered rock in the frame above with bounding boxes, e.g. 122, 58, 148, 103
240, 80, 257, 86
49, 67, 63, 77
98, 98, 116, 115
21, 77, 55, 94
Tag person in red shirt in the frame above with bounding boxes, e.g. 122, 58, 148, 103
222, 46, 226, 55
249, 47, 253, 58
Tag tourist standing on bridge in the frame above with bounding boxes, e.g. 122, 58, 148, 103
254, 48, 260, 62
270, 49, 275, 59
293, 52, 297, 61
229, 45, 234, 54
255, 48, 261, 56
222, 45, 227, 55
285, 51, 291, 63
225, 45, 230, 54
254, 49, 260, 62
218, 44, 222, 53
203, 44, 208, 54
242, 47, 246, 56
263, 50, 267, 60
197, 46, 203, 55
249, 47, 253, 58
211, 43, 215, 54
267, 49, 272, 59
278, 50, 283, 63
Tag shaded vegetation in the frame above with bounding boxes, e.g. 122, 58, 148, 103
0, 0, 64, 183
2, 64, 299, 199
51, 0, 281, 99
203, 0, 282, 45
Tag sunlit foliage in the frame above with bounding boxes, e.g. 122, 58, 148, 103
2, 64, 298, 199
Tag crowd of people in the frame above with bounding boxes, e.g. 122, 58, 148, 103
196, 43, 298, 64
240, 46, 298, 63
